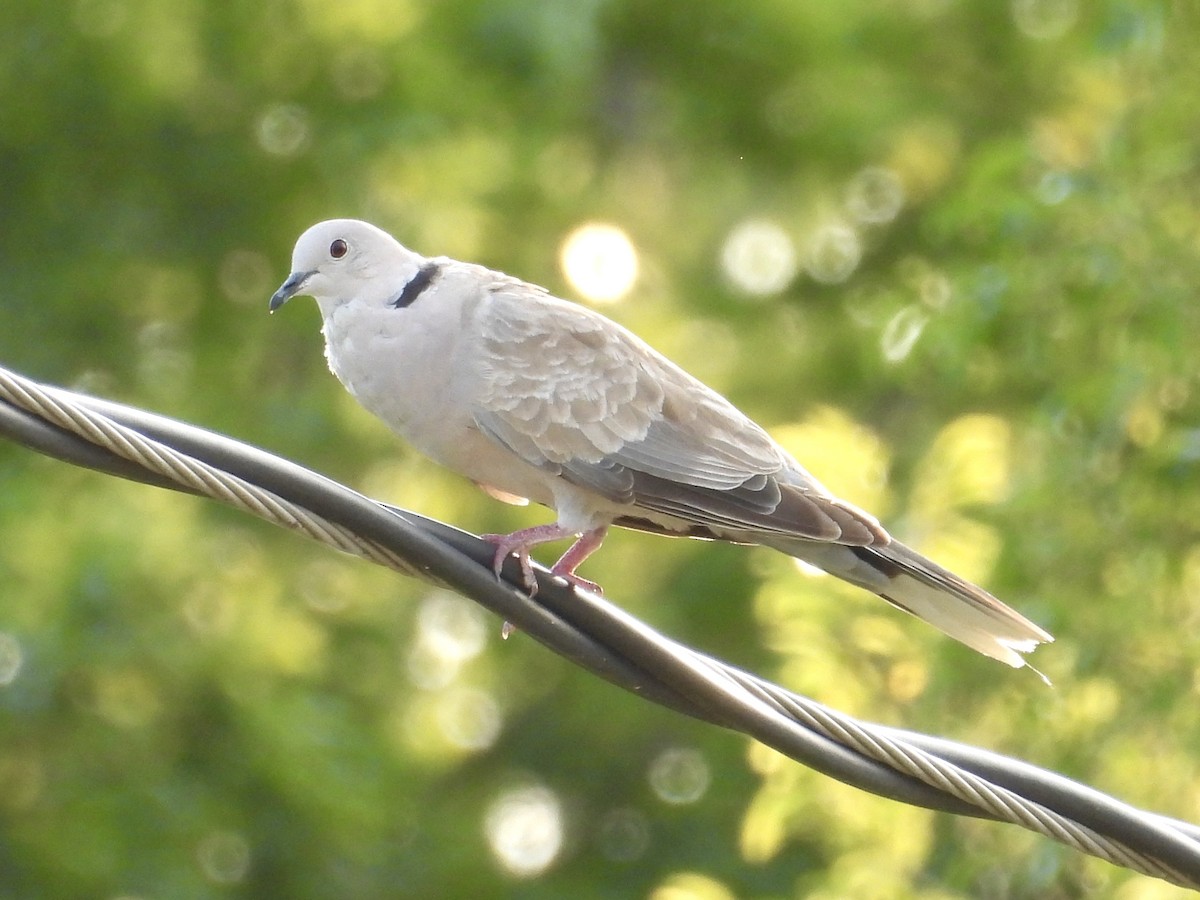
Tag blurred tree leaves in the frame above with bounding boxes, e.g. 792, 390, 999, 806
1, 0, 1199, 897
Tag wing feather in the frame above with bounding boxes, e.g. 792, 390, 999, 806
470, 285, 886, 545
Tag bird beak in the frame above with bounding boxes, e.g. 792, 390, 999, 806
269, 270, 315, 312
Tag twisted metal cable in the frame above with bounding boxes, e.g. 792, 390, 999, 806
0, 371, 423, 576
726, 668, 1179, 879
2, 363, 1198, 889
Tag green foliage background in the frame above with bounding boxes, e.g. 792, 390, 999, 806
1, 1, 1199, 897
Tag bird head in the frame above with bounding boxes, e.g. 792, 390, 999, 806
270, 219, 419, 315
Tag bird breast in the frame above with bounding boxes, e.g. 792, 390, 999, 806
318, 293, 560, 507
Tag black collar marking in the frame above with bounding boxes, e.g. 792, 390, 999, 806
390, 261, 441, 309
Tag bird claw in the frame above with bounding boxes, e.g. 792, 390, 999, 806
481, 534, 540, 595
551, 568, 603, 595
481, 525, 608, 644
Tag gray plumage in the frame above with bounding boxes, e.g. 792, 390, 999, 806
270, 219, 1052, 669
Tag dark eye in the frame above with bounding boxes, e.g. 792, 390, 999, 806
329, 239, 348, 259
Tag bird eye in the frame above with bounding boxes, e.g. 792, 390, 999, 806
329, 239, 348, 259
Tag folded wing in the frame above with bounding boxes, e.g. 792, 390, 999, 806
470, 286, 886, 545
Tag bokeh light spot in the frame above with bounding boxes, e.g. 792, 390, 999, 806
218, 250, 273, 305
1036, 170, 1074, 205
0, 634, 23, 686
257, 104, 311, 157
196, 830, 251, 885
136, 320, 189, 397
331, 47, 388, 101
407, 591, 488, 690
773, 407, 890, 510
647, 747, 710, 805
407, 592, 488, 690
650, 872, 738, 900
917, 270, 952, 310
845, 166, 905, 224
1012, 0, 1079, 40
419, 591, 488, 660
880, 306, 928, 363
182, 585, 237, 637
720, 219, 797, 297
484, 784, 564, 877
887, 119, 962, 201
804, 222, 861, 284
407, 643, 462, 691
888, 658, 930, 702
299, 0, 420, 42
438, 687, 502, 752
559, 223, 639, 303
1125, 398, 1165, 448
911, 414, 1013, 516
297, 559, 356, 616
597, 807, 651, 862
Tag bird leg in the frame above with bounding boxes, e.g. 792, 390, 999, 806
549, 525, 608, 595
481, 524, 609, 596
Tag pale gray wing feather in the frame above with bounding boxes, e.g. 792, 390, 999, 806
470, 283, 885, 545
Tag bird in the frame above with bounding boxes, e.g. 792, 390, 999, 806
269, 218, 1053, 669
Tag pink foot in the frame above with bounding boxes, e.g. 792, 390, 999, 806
480, 524, 610, 596
549, 526, 608, 595
481, 523, 574, 595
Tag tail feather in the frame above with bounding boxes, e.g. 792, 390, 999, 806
775, 538, 1053, 669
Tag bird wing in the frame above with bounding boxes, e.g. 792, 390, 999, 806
468, 284, 886, 545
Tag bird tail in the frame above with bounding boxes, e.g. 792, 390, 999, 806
770, 538, 1053, 669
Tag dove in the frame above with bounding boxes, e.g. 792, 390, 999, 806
270, 219, 1052, 668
